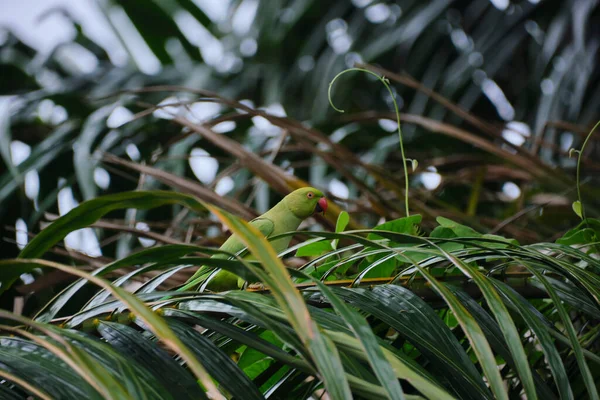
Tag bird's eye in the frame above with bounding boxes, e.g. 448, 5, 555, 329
307, 192, 314, 198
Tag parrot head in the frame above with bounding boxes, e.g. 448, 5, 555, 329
284, 187, 328, 219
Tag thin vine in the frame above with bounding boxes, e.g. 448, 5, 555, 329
328, 68, 410, 217
570, 119, 600, 220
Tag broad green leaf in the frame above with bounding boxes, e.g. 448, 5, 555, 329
572, 200, 583, 218
243, 357, 274, 381
367, 215, 422, 241
480, 234, 519, 247
360, 216, 422, 279
295, 239, 334, 257
332, 210, 350, 249
237, 331, 282, 379
356, 252, 397, 280
434, 217, 484, 238
556, 218, 600, 247
336, 210, 350, 233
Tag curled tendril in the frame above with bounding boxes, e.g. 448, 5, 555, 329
328, 67, 410, 217
574, 119, 600, 221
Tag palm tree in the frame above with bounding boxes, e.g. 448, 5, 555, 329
1, 1, 599, 398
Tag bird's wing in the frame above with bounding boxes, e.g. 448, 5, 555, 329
249, 217, 275, 237
216, 217, 274, 257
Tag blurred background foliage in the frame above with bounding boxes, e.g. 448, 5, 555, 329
1, 0, 599, 305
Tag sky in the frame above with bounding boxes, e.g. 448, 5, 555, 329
0, 0, 119, 54
0, 0, 236, 74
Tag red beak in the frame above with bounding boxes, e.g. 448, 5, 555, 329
316, 197, 328, 214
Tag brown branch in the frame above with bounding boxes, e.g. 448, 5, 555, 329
248, 273, 548, 303
102, 153, 257, 221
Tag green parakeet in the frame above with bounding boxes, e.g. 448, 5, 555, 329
179, 187, 328, 292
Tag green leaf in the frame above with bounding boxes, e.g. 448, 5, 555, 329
0, 122, 76, 205
61, 292, 190, 329
435, 216, 482, 237
572, 200, 583, 218
490, 280, 573, 399
163, 318, 264, 400
447, 285, 557, 399
367, 215, 422, 241
34, 244, 209, 323
309, 279, 405, 400
58, 329, 176, 400
164, 308, 312, 373
411, 159, 418, 171
18, 190, 206, 260
296, 239, 334, 257
480, 234, 519, 247
0, 313, 131, 399
327, 331, 455, 400
361, 215, 422, 279
0, 367, 54, 400
0, 102, 19, 184
0, 337, 102, 400
525, 267, 599, 399
357, 253, 397, 279
434, 251, 537, 400
333, 285, 490, 400
74, 104, 116, 201
555, 218, 600, 250
0, 259, 223, 398
97, 321, 204, 400
431, 220, 517, 248
4, 190, 214, 294
336, 211, 350, 233
332, 211, 350, 249
391, 246, 507, 400
237, 331, 282, 378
